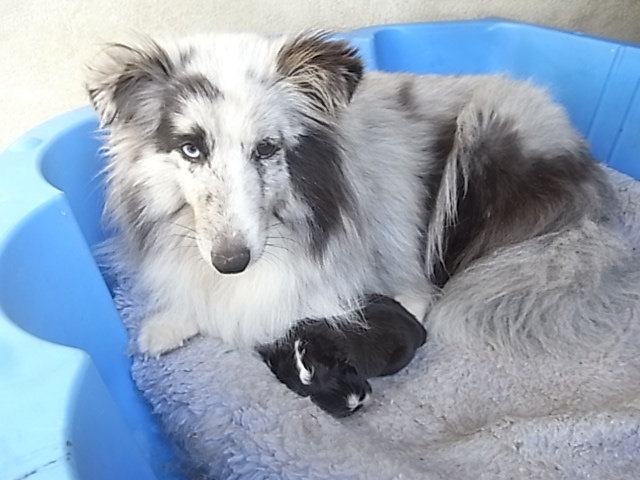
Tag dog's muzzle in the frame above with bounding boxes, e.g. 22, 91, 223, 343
211, 245, 251, 274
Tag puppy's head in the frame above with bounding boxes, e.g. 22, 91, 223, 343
87, 32, 362, 274
309, 362, 372, 418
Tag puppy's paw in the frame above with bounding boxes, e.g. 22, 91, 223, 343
138, 313, 199, 357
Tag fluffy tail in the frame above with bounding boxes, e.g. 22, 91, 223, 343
423, 88, 627, 353
425, 90, 613, 286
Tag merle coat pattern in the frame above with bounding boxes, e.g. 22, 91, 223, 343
87, 32, 621, 373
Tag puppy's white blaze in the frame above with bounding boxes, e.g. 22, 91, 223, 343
293, 340, 313, 386
346, 393, 362, 411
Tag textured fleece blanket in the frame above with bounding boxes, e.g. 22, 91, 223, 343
115, 168, 640, 480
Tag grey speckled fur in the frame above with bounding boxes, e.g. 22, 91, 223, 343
116, 168, 640, 480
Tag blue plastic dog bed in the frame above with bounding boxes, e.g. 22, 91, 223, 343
1, 19, 639, 480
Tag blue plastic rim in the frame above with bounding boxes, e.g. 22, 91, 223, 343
0, 19, 639, 480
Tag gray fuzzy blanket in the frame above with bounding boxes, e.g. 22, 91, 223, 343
115, 168, 640, 480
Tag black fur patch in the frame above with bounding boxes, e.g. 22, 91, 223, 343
139, 71, 220, 155
155, 106, 176, 154
285, 126, 353, 256
155, 112, 211, 159
151, 72, 222, 158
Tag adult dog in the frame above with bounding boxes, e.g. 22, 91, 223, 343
87, 31, 620, 359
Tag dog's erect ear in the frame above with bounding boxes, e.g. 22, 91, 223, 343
86, 39, 174, 128
276, 32, 363, 116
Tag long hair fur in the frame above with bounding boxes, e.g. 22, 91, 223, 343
86, 31, 630, 356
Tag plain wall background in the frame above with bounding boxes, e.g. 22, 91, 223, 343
1, 0, 639, 149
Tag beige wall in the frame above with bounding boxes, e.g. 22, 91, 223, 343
1, 0, 639, 149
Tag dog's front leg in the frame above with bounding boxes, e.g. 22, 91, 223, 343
138, 310, 200, 357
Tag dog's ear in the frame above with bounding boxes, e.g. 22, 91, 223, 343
86, 39, 174, 128
277, 32, 363, 117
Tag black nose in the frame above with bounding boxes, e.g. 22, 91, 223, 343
211, 246, 251, 274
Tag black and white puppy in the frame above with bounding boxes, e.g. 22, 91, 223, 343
259, 295, 427, 417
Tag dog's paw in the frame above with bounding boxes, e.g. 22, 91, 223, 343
138, 313, 199, 357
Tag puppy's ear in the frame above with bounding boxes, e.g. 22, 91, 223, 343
277, 32, 363, 116
86, 38, 173, 128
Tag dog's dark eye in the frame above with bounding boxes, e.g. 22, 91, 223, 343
180, 143, 202, 161
254, 140, 280, 160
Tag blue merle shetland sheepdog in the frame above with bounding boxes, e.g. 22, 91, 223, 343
87, 31, 624, 414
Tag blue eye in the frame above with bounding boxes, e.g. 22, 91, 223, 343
180, 143, 201, 160
254, 140, 280, 160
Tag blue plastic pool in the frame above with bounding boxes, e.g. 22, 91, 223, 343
1, 19, 639, 480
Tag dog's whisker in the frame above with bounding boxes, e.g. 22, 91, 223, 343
169, 232, 197, 239
170, 222, 198, 234
261, 250, 287, 269
265, 242, 294, 255
266, 235, 303, 247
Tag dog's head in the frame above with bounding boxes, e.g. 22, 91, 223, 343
87, 32, 362, 274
